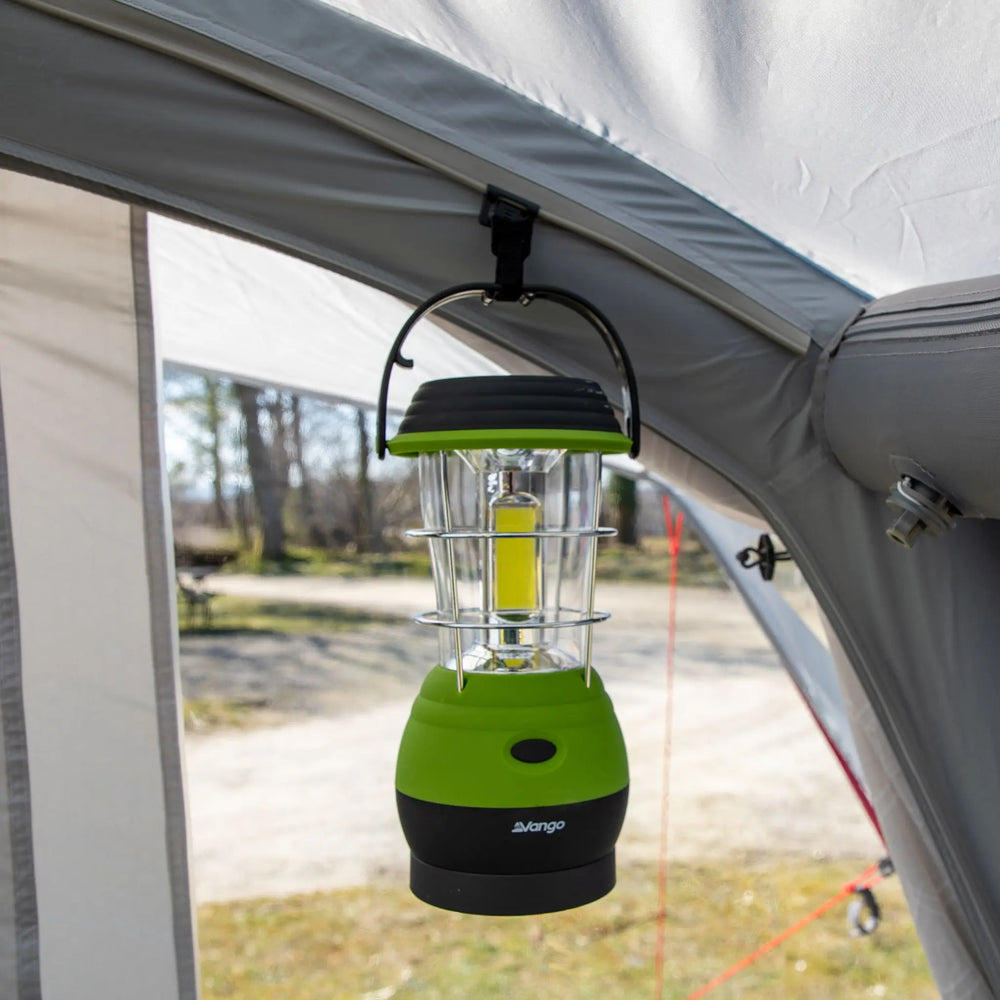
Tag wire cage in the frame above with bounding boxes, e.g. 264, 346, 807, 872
411, 448, 616, 687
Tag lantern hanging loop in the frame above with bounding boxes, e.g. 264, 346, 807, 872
375, 282, 641, 460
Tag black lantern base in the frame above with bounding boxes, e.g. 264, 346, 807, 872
410, 852, 616, 916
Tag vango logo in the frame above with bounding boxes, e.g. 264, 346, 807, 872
511, 820, 566, 834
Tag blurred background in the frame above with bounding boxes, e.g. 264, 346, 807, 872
163, 365, 934, 1000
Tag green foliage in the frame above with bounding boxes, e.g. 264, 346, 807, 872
219, 540, 722, 587
198, 858, 934, 1000
596, 537, 724, 587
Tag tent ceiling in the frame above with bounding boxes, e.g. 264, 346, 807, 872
326, 0, 1000, 299
7, 0, 865, 352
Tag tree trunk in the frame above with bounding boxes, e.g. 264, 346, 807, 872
205, 376, 228, 528
290, 395, 323, 546
235, 383, 287, 560
354, 407, 381, 553
607, 472, 639, 546
235, 487, 253, 550
266, 394, 292, 489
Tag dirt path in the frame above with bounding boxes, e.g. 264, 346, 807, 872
182, 579, 880, 903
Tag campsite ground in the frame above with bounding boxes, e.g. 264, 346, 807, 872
179, 574, 936, 998
180, 576, 882, 901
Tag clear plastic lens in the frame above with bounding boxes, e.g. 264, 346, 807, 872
415, 448, 603, 674
457, 448, 566, 475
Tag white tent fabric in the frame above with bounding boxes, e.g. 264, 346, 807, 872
150, 216, 507, 407
326, 0, 1000, 299
0, 171, 196, 999
3, 3, 1000, 999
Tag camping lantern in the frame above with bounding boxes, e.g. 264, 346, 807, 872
387, 375, 632, 916
375, 253, 641, 915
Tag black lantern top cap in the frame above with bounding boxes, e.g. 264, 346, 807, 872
386, 376, 632, 456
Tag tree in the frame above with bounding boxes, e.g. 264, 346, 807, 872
234, 382, 289, 560
162, 366, 233, 528
163, 368, 421, 557
606, 472, 639, 546
289, 394, 325, 546
204, 376, 228, 527
352, 407, 382, 553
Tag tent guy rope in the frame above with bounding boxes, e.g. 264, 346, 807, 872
681, 861, 888, 1000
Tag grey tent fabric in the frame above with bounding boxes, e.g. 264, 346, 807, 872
20, 1, 1000, 302
132, 207, 200, 1000
0, 387, 40, 1000
821, 275, 1000, 519
651, 478, 871, 815
318, 0, 1000, 302
4, 3, 1000, 998
829, 629, 992, 999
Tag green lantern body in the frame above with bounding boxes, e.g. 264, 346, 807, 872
388, 376, 632, 915
396, 666, 628, 914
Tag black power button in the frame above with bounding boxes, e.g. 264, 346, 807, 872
511, 739, 557, 763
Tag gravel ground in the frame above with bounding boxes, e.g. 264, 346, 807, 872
181, 578, 882, 903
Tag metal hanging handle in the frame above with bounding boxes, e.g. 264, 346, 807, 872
375, 282, 641, 459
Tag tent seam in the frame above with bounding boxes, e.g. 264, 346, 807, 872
130, 206, 200, 1000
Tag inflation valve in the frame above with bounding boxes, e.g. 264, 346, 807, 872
885, 476, 961, 549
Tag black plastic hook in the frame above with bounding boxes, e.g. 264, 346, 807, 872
479, 185, 539, 300
375, 188, 641, 460
736, 534, 792, 581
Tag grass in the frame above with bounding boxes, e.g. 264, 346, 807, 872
197, 858, 935, 1000
217, 537, 725, 588
596, 536, 724, 588
178, 594, 406, 636
223, 546, 434, 579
